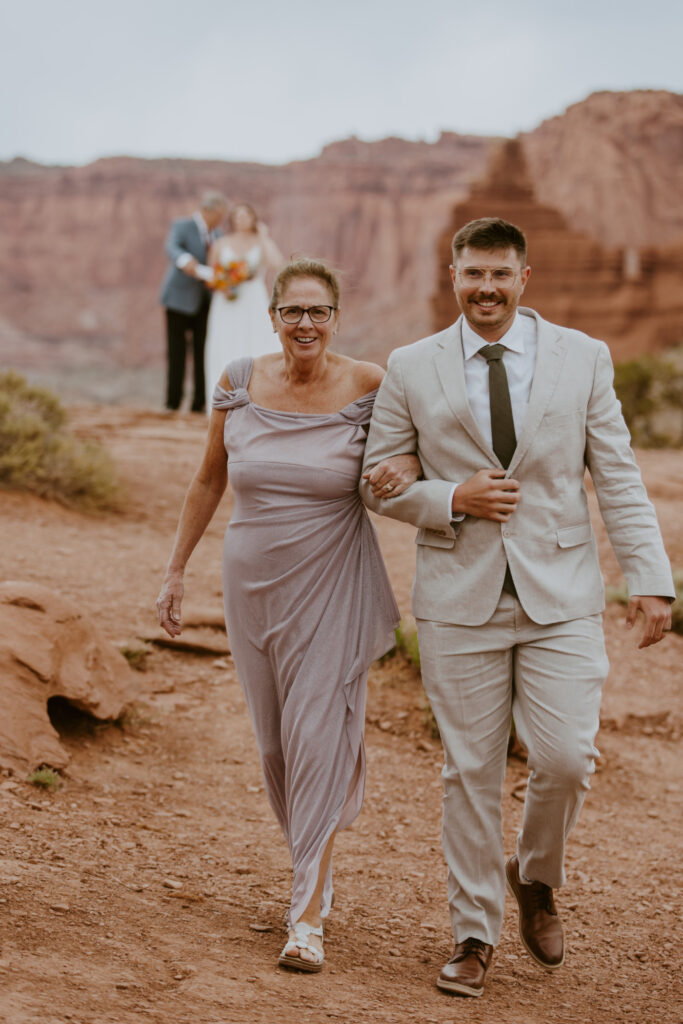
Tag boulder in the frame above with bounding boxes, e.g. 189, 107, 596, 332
0, 581, 138, 773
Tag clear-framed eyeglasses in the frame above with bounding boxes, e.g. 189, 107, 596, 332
277, 305, 337, 324
451, 266, 519, 285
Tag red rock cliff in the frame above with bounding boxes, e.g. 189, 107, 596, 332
0, 90, 681, 383
433, 138, 683, 359
0, 136, 497, 372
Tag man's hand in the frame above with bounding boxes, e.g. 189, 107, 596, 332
363, 454, 422, 498
625, 595, 672, 649
452, 469, 520, 522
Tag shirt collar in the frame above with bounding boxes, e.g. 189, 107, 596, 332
461, 311, 525, 361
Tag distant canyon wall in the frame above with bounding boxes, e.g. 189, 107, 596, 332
433, 138, 683, 362
0, 89, 681, 380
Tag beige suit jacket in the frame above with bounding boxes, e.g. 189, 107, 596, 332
360, 308, 675, 626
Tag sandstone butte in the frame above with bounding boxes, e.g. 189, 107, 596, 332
0, 89, 681, 377
432, 137, 683, 364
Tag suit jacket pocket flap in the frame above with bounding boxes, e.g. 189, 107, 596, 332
557, 523, 592, 548
416, 528, 455, 549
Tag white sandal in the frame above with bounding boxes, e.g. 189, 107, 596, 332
278, 921, 324, 973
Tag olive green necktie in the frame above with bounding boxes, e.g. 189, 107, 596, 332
478, 343, 518, 596
478, 343, 516, 469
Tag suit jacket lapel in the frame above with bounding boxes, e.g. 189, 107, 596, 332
508, 309, 568, 473
433, 318, 498, 464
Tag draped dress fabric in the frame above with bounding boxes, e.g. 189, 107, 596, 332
204, 243, 280, 409
212, 357, 399, 924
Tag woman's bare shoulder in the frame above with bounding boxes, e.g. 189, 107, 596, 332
347, 358, 384, 392
330, 354, 384, 396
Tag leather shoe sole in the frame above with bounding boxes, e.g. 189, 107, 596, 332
436, 975, 485, 998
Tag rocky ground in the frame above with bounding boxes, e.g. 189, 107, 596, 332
0, 406, 681, 1024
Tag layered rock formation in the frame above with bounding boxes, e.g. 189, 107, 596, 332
0, 581, 138, 772
521, 90, 683, 248
432, 139, 683, 360
0, 90, 681, 386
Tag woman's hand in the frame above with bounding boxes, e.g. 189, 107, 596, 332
156, 573, 184, 637
363, 454, 422, 498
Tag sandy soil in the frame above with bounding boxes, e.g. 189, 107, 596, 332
0, 406, 681, 1024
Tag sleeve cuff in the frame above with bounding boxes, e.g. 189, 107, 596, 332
448, 483, 465, 524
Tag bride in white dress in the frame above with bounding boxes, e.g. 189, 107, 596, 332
205, 203, 283, 407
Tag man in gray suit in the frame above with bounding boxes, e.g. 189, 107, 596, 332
360, 218, 674, 997
159, 191, 227, 412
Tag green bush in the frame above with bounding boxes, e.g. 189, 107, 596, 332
613, 351, 683, 448
606, 570, 683, 636
0, 372, 121, 511
27, 767, 61, 790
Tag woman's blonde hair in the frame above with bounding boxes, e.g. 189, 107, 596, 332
270, 257, 341, 310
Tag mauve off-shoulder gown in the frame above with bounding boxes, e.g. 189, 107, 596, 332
212, 357, 399, 924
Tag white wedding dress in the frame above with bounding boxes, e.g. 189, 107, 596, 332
204, 242, 280, 407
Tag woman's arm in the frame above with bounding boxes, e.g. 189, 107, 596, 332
156, 410, 229, 636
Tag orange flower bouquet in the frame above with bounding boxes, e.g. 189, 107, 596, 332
210, 259, 251, 300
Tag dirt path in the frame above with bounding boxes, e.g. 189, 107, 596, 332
0, 407, 681, 1024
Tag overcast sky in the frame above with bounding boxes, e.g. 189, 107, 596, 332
2, 0, 681, 167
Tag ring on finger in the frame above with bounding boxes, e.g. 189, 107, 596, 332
383, 482, 393, 492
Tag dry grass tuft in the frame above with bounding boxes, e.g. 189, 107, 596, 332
27, 767, 61, 790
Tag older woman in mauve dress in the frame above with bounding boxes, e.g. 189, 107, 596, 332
156, 258, 420, 973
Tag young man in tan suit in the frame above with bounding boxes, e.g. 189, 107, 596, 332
360, 218, 674, 997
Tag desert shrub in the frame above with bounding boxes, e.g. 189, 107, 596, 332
613, 351, 683, 448
27, 767, 61, 790
606, 570, 683, 636
0, 371, 121, 511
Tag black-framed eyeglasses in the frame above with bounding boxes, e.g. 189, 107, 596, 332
277, 305, 337, 324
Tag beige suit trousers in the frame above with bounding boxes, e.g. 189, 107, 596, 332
417, 593, 608, 947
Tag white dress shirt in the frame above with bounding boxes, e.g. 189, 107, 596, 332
449, 311, 537, 519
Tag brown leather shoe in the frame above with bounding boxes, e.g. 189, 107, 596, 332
505, 855, 565, 969
436, 937, 493, 997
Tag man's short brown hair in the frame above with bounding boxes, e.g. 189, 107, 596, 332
451, 218, 527, 264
